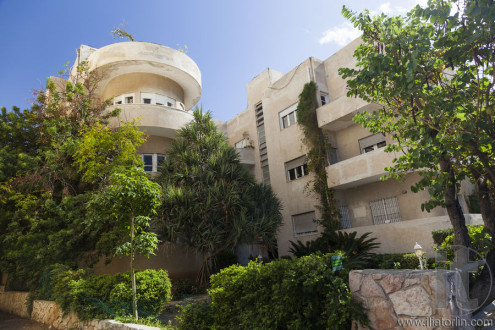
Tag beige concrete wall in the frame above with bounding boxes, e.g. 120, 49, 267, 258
323, 37, 361, 102
251, 59, 321, 257
81, 42, 201, 110
338, 173, 446, 228
102, 72, 184, 104
333, 124, 395, 162
138, 135, 173, 154
108, 104, 193, 138
342, 214, 483, 255
92, 243, 202, 280
224, 107, 260, 181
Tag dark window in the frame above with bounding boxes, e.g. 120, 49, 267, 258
125, 96, 134, 104
143, 154, 153, 172
143, 98, 151, 104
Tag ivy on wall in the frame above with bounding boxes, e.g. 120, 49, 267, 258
296, 81, 340, 231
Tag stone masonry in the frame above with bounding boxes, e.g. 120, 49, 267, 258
0, 286, 160, 330
349, 269, 466, 330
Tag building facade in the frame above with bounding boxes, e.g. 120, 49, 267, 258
220, 37, 480, 257
70, 39, 480, 270
69, 41, 204, 278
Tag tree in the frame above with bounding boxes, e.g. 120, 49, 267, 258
0, 63, 142, 289
339, 0, 495, 305
156, 107, 282, 285
87, 167, 161, 320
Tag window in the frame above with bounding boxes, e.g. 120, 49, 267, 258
339, 205, 351, 229
141, 153, 166, 172
113, 95, 123, 105
156, 154, 165, 170
156, 95, 176, 108
143, 98, 151, 104
125, 96, 134, 104
369, 196, 401, 225
292, 211, 317, 236
142, 154, 153, 172
279, 103, 298, 129
327, 148, 338, 165
359, 133, 386, 154
285, 156, 308, 181
320, 92, 329, 106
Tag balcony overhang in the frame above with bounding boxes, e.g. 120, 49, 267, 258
317, 96, 380, 132
107, 104, 193, 138
86, 42, 201, 110
236, 148, 255, 166
326, 148, 397, 189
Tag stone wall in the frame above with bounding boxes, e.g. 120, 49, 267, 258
0, 286, 160, 329
349, 269, 464, 330
0, 289, 29, 318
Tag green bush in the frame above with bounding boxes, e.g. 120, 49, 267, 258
51, 267, 171, 320
435, 225, 494, 260
177, 303, 214, 330
207, 253, 367, 329
375, 253, 424, 270
432, 228, 455, 246
171, 278, 205, 300
213, 250, 238, 273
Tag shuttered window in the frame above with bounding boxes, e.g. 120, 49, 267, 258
292, 211, 317, 236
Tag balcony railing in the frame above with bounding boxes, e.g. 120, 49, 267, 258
236, 147, 255, 166
326, 147, 397, 189
317, 96, 380, 131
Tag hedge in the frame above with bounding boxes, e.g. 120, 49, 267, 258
203, 253, 367, 330
49, 266, 171, 320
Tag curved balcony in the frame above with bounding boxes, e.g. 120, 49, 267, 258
86, 42, 201, 110
107, 104, 193, 138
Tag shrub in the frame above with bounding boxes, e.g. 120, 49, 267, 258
51, 267, 171, 320
208, 253, 367, 329
177, 303, 214, 330
375, 253, 425, 270
432, 228, 454, 246
171, 278, 205, 300
212, 250, 238, 273
435, 225, 494, 260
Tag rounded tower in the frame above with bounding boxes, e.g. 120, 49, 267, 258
75, 41, 202, 172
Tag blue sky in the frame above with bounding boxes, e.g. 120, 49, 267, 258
0, 0, 424, 121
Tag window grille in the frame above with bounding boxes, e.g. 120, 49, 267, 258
369, 196, 401, 225
339, 205, 351, 229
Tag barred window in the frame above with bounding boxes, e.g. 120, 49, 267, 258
369, 197, 401, 225
339, 205, 351, 229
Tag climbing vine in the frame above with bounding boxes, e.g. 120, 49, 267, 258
296, 81, 340, 231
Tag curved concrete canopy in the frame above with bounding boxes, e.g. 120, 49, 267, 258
87, 42, 201, 110
108, 104, 193, 138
